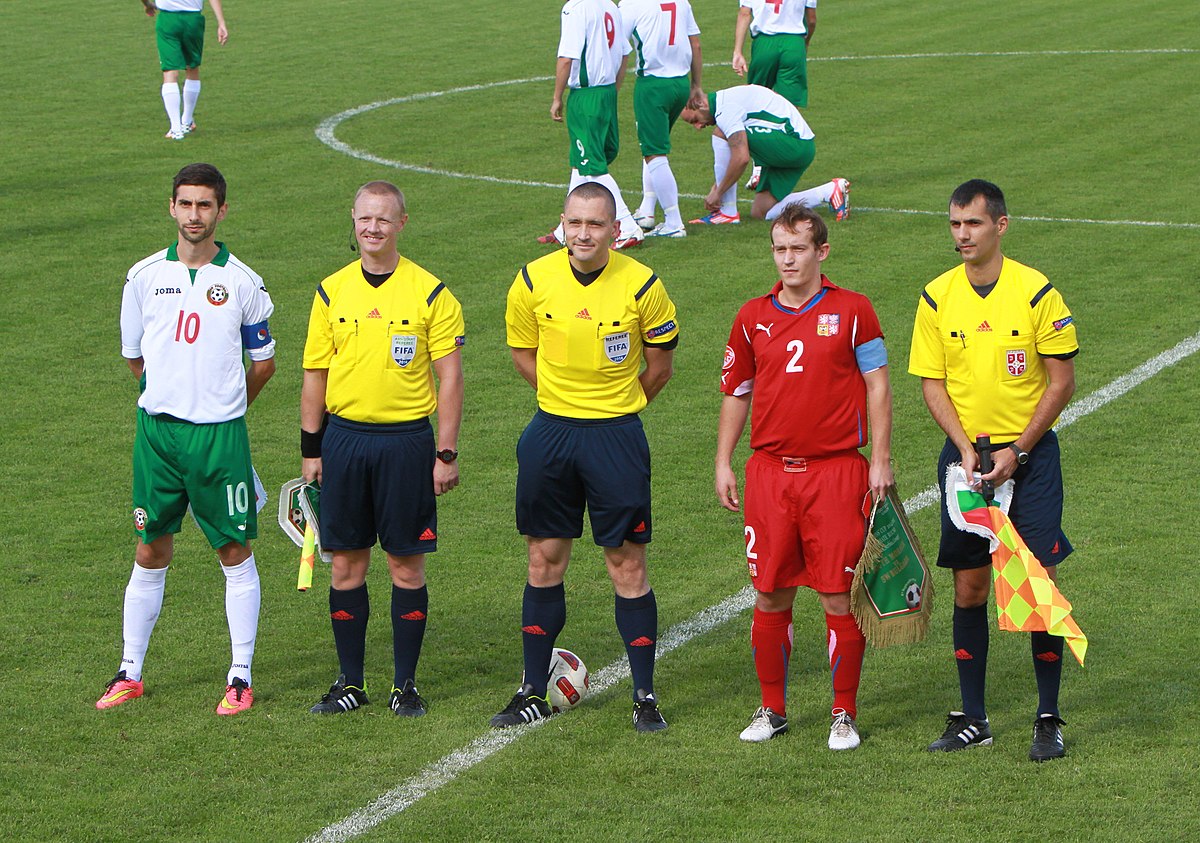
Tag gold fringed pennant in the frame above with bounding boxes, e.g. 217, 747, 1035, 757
851, 486, 933, 647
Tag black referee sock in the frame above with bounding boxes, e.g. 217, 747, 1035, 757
615, 590, 658, 699
1031, 630, 1065, 717
952, 602, 989, 721
521, 582, 566, 698
391, 584, 429, 689
330, 583, 369, 689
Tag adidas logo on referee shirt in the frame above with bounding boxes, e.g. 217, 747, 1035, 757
367, 308, 382, 318
576, 308, 592, 319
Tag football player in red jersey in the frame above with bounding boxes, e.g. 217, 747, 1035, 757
715, 202, 893, 749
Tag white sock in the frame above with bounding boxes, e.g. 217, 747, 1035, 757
161, 83, 182, 134
712, 136, 738, 216
646, 157, 682, 230
222, 555, 261, 686
120, 563, 168, 681
637, 160, 657, 219
181, 79, 201, 128
765, 181, 837, 221
592, 172, 640, 237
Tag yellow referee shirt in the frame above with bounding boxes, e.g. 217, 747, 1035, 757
506, 250, 679, 419
303, 258, 465, 423
908, 257, 1078, 442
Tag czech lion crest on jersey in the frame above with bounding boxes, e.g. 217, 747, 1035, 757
817, 313, 840, 336
1007, 349, 1027, 376
391, 334, 417, 368
206, 284, 229, 306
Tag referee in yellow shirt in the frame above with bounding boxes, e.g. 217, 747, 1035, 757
909, 179, 1078, 761
490, 183, 679, 732
300, 181, 464, 717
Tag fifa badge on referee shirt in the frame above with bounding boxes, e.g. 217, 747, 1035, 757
604, 331, 630, 364
391, 334, 417, 368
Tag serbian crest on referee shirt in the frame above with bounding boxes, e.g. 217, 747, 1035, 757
206, 284, 229, 306
391, 334, 417, 368
604, 331, 630, 364
1007, 349, 1027, 376
817, 313, 840, 336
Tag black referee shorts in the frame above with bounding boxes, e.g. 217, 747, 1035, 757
516, 410, 652, 548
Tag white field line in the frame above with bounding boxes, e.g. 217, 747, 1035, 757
314, 50, 1200, 231
306, 328, 1200, 843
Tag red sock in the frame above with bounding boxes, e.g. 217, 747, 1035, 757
751, 607, 793, 715
826, 612, 865, 719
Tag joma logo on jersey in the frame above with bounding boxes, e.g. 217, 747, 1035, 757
1007, 349, 1027, 376
817, 313, 840, 336
154, 287, 182, 296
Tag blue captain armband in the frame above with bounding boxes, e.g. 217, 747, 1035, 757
855, 337, 888, 374
242, 320, 273, 350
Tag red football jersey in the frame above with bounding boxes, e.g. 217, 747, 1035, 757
720, 278, 885, 457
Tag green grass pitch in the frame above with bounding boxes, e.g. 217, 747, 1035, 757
2, 0, 1198, 840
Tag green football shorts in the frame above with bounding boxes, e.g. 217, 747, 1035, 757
751, 135, 816, 200
132, 410, 257, 549
748, 33, 809, 109
633, 75, 689, 157
156, 10, 205, 72
566, 85, 619, 176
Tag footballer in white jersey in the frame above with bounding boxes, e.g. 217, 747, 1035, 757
620, 0, 701, 78
558, 0, 629, 89
98, 163, 274, 719
121, 243, 275, 424
741, 0, 816, 37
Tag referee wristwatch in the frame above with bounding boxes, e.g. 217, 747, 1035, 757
436, 448, 459, 464
1008, 443, 1030, 465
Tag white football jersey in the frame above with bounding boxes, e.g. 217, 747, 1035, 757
121, 243, 275, 424
713, 84, 814, 141
741, 0, 817, 37
559, 0, 631, 89
619, 0, 701, 79
155, 0, 205, 12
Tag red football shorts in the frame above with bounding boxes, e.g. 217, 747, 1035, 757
742, 450, 871, 594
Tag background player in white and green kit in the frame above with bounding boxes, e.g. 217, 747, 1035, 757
97, 163, 275, 716
681, 84, 848, 222
141, 0, 228, 140
542, 0, 645, 249
620, 0, 704, 238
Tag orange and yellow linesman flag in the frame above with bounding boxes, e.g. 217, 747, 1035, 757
945, 466, 1087, 665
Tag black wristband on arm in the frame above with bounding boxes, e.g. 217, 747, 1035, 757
301, 415, 329, 459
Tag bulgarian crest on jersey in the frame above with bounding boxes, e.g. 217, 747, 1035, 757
817, 313, 840, 336
1007, 349, 1027, 376
133, 507, 148, 531
391, 334, 417, 368
206, 284, 229, 306
604, 331, 630, 364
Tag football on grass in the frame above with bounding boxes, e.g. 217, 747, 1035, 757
547, 649, 589, 713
